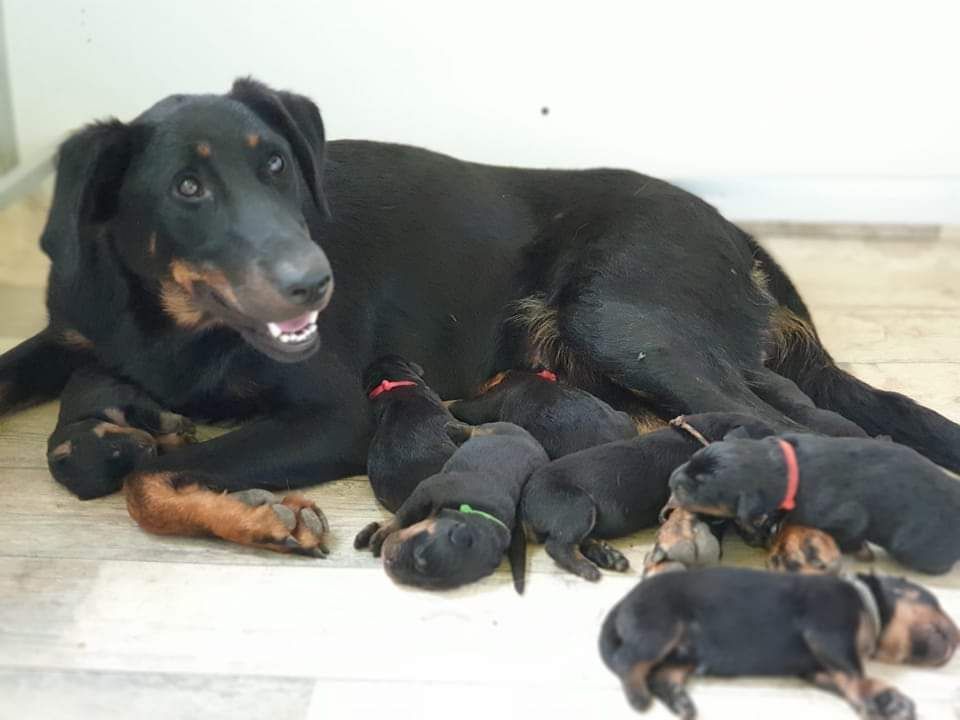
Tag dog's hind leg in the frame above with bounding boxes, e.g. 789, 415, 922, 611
807, 672, 916, 720
755, 243, 960, 472
0, 327, 92, 417
648, 664, 697, 720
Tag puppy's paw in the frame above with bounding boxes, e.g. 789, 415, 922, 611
767, 525, 841, 574
863, 688, 915, 720
580, 539, 630, 572
354, 521, 381, 549
648, 509, 720, 571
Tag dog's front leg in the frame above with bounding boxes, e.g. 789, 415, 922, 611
124, 409, 368, 555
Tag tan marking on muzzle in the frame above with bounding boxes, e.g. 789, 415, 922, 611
170, 260, 240, 308
874, 599, 960, 666
160, 281, 207, 328
92, 422, 156, 446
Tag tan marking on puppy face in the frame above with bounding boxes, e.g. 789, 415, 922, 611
767, 525, 841, 574
634, 412, 668, 435
874, 598, 960, 666
103, 407, 128, 426
148, 232, 158, 257
92, 422, 155, 446
380, 517, 436, 563
245, 133, 260, 148
61, 329, 94, 350
196, 142, 212, 158
49, 440, 73, 459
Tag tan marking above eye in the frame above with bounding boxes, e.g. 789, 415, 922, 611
196, 142, 212, 158
49, 440, 73, 459
148, 232, 158, 257
246, 133, 260, 148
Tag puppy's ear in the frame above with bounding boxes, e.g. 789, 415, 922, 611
722, 426, 752, 441
41, 120, 139, 279
230, 78, 329, 216
735, 491, 766, 526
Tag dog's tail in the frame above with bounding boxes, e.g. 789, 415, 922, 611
751, 238, 960, 472
0, 327, 90, 417
508, 510, 528, 595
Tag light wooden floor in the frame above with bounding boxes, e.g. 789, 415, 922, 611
1, 195, 959, 720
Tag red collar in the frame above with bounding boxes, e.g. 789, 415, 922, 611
536, 369, 558, 382
777, 439, 799, 511
368, 379, 418, 400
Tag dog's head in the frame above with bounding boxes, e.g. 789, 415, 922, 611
666, 435, 786, 530
362, 355, 427, 396
42, 78, 333, 363
860, 574, 959, 667
47, 419, 157, 499
380, 508, 510, 590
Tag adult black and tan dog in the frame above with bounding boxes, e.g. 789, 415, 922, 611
1, 78, 959, 553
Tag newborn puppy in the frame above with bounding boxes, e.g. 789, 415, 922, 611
600, 567, 958, 719
357, 422, 549, 591
643, 508, 722, 576
520, 412, 778, 581
668, 434, 960, 574
448, 368, 637, 459
48, 368, 195, 499
362, 355, 464, 512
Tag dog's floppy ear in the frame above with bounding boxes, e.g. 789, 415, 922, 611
230, 78, 329, 216
41, 120, 138, 280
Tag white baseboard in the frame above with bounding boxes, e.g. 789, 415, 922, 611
678, 175, 960, 225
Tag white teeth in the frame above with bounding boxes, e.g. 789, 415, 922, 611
269, 321, 319, 345
308, 310, 319, 324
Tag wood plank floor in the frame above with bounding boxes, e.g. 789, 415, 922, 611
0, 196, 958, 720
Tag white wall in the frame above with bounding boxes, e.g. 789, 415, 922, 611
5, 0, 960, 222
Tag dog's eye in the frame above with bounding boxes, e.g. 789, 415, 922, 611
177, 176, 203, 198
266, 154, 285, 175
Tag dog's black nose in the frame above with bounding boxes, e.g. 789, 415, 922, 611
274, 258, 332, 306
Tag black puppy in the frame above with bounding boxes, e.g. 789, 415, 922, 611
600, 567, 958, 719
448, 369, 637, 459
519, 412, 777, 581
48, 367, 195, 499
361, 355, 464, 513
356, 422, 548, 591
668, 434, 960, 574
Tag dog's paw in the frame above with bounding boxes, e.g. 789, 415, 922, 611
648, 508, 720, 571
863, 688, 915, 720
354, 521, 381, 549
580, 538, 630, 572
230, 489, 329, 557
768, 525, 841, 574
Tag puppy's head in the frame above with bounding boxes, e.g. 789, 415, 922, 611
47, 420, 157, 500
362, 355, 427, 395
380, 508, 510, 590
667, 436, 785, 530
43, 79, 333, 363
860, 574, 959, 667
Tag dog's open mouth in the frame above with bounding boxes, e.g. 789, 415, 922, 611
202, 290, 328, 363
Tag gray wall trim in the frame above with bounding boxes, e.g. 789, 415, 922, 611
0, 2, 18, 173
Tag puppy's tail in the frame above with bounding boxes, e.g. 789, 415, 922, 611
508, 512, 528, 595
0, 327, 91, 417
752, 239, 960, 472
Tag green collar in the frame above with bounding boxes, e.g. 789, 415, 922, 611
458, 503, 509, 532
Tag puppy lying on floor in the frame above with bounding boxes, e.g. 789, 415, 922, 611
519, 412, 777, 582
600, 567, 958, 720
447, 368, 637, 458
356, 422, 548, 590
667, 433, 960, 574
362, 355, 464, 512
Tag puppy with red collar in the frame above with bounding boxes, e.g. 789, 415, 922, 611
448, 368, 637, 459
667, 433, 960, 574
361, 355, 466, 513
